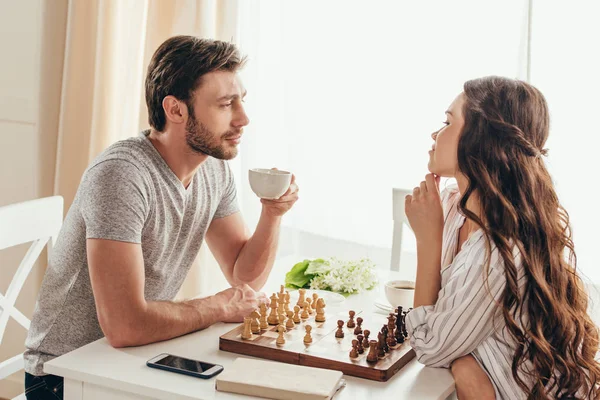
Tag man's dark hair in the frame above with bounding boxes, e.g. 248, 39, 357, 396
145, 36, 246, 131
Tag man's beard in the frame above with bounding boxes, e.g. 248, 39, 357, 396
185, 112, 239, 160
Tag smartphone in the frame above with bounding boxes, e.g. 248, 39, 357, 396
146, 353, 224, 379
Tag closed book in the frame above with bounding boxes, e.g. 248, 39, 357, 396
215, 357, 345, 400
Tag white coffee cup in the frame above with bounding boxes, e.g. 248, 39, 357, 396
384, 280, 415, 309
248, 168, 292, 199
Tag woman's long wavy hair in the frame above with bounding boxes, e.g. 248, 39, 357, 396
458, 76, 600, 399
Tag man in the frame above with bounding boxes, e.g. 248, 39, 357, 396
23, 36, 298, 399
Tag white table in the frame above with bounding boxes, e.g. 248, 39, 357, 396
44, 255, 455, 400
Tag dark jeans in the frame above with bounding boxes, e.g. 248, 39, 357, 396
24, 372, 64, 400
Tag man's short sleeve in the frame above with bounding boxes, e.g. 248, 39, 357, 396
79, 159, 149, 243
213, 162, 240, 219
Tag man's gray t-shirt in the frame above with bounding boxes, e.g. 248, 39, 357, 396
24, 131, 239, 375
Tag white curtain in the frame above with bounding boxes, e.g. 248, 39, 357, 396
235, 0, 530, 270
44, 0, 241, 298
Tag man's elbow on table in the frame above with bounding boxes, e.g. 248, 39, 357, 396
98, 307, 146, 348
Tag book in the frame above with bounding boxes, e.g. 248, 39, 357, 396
215, 357, 345, 400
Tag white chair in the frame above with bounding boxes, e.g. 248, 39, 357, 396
0, 196, 63, 400
390, 188, 412, 272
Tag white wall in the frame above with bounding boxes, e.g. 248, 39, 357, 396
0, 0, 67, 397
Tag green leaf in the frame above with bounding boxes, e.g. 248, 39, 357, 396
284, 260, 315, 289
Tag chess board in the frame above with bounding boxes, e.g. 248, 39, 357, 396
219, 308, 415, 382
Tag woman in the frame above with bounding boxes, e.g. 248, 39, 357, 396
404, 76, 600, 399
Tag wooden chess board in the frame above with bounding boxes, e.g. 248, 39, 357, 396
219, 308, 415, 382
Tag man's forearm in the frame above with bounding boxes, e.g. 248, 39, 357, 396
232, 210, 281, 290
413, 239, 443, 308
108, 295, 222, 348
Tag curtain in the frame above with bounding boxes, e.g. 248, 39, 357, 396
44, 0, 241, 298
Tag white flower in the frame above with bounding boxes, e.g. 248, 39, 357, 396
308, 257, 378, 294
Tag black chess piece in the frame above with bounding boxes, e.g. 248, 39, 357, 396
377, 332, 386, 358
357, 334, 364, 354
395, 312, 404, 343
401, 312, 408, 338
363, 329, 370, 349
381, 325, 390, 353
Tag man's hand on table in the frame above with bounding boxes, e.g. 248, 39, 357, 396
215, 284, 270, 323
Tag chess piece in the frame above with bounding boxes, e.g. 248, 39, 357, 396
259, 303, 269, 330
278, 309, 286, 327
280, 284, 285, 295
377, 332, 386, 358
402, 312, 408, 338
312, 293, 319, 309
301, 301, 310, 319
335, 320, 345, 338
268, 294, 279, 325
286, 310, 295, 329
357, 334, 364, 354
387, 329, 397, 348
347, 310, 356, 328
382, 325, 390, 353
387, 315, 397, 347
306, 297, 313, 314
363, 330, 370, 348
297, 288, 306, 307
293, 305, 301, 323
366, 340, 379, 363
315, 298, 326, 322
277, 293, 285, 314
276, 324, 286, 345
241, 317, 253, 340
250, 310, 261, 334
350, 339, 359, 358
304, 325, 313, 344
284, 291, 291, 313
353, 317, 363, 335
395, 312, 404, 343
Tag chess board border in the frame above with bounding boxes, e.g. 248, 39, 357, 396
219, 314, 416, 382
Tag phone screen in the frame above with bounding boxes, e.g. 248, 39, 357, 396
154, 355, 215, 373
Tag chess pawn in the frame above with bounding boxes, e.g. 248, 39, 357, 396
250, 310, 261, 334
305, 297, 313, 314
241, 317, 253, 340
362, 330, 370, 349
286, 310, 295, 329
353, 317, 363, 335
301, 301, 310, 319
303, 325, 313, 344
347, 310, 356, 328
276, 324, 286, 345
357, 334, 365, 354
297, 288, 306, 307
335, 320, 345, 338
259, 303, 269, 330
312, 293, 319, 309
366, 340, 379, 363
293, 305, 301, 323
315, 298, 326, 322
350, 339, 359, 358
